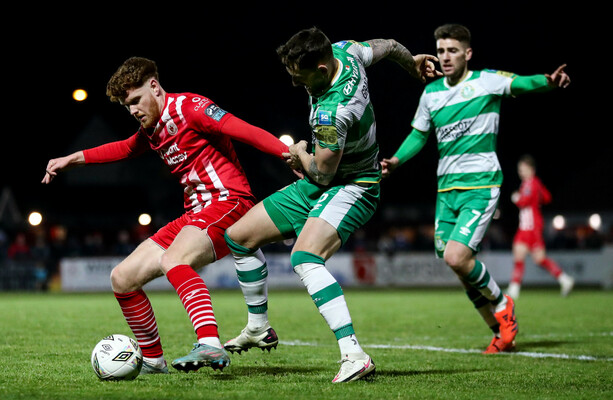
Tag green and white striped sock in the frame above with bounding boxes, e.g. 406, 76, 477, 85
465, 260, 505, 308
225, 232, 268, 329
291, 251, 362, 355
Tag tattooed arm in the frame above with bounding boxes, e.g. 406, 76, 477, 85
286, 140, 342, 186
366, 39, 441, 82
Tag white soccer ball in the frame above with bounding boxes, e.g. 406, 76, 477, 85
91, 334, 143, 380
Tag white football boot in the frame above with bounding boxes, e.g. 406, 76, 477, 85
332, 353, 375, 383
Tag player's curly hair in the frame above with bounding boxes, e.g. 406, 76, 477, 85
106, 57, 159, 103
277, 27, 333, 70
434, 24, 471, 46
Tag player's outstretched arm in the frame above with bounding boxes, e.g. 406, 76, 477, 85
366, 39, 441, 82
41, 151, 85, 184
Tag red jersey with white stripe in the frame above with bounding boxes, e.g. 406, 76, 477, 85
514, 176, 551, 232
144, 93, 253, 212
83, 92, 289, 214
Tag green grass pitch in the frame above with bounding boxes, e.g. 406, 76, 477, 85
0, 288, 611, 399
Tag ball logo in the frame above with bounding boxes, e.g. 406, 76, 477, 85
112, 351, 134, 362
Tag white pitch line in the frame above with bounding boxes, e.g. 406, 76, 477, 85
279, 340, 613, 362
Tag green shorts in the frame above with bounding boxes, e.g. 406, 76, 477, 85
434, 187, 500, 257
263, 177, 380, 245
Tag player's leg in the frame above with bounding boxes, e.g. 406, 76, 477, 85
110, 239, 168, 374
223, 201, 285, 353
291, 182, 378, 383
531, 246, 574, 297
164, 201, 250, 372
441, 188, 517, 351
508, 239, 529, 299
435, 193, 499, 337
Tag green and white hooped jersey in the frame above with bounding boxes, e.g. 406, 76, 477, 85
308, 40, 380, 185
412, 69, 516, 191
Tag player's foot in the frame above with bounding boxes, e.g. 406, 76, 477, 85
171, 343, 230, 372
494, 294, 518, 346
224, 324, 279, 354
483, 336, 516, 354
140, 358, 169, 374
559, 273, 575, 297
506, 282, 521, 300
332, 353, 375, 383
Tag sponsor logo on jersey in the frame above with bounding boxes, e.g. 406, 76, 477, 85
438, 118, 473, 141
343, 56, 359, 96
192, 97, 211, 111
205, 104, 227, 121
317, 110, 332, 125
160, 143, 188, 166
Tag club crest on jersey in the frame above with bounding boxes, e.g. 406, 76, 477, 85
461, 84, 475, 99
204, 104, 227, 121
166, 120, 178, 135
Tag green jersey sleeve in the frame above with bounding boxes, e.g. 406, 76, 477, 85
393, 128, 429, 165
510, 74, 552, 95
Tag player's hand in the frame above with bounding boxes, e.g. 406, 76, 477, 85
380, 156, 400, 178
41, 152, 84, 184
283, 140, 308, 171
546, 64, 570, 88
413, 54, 442, 82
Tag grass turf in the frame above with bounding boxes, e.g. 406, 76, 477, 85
0, 288, 611, 399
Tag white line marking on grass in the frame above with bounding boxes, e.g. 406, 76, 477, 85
279, 341, 613, 362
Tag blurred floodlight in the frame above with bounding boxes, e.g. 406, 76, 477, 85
279, 134, 294, 146
138, 213, 152, 226
28, 211, 43, 226
552, 215, 565, 230
73, 89, 88, 101
588, 213, 602, 230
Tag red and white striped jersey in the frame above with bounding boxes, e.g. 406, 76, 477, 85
514, 176, 552, 232
83, 92, 289, 214
145, 93, 254, 213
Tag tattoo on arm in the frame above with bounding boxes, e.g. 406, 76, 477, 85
367, 39, 415, 72
308, 157, 335, 186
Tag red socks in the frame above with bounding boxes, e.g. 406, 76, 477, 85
114, 289, 163, 358
166, 264, 219, 340
539, 258, 562, 278
115, 265, 218, 359
511, 260, 525, 284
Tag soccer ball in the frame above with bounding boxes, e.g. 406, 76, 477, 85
91, 334, 143, 380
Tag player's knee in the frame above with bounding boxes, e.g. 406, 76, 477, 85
291, 251, 325, 278
224, 230, 256, 256
159, 251, 180, 274
443, 251, 468, 273
110, 264, 133, 293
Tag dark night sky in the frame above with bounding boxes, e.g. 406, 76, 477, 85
3, 5, 606, 234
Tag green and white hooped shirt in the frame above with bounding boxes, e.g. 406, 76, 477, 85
412, 69, 516, 192
308, 40, 381, 185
